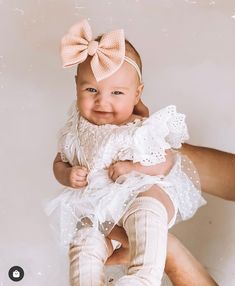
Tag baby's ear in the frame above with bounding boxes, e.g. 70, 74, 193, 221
135, 83, 144, 104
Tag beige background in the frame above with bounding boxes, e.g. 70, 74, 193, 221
0, 0, 235, 285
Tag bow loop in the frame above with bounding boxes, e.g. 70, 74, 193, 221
68, 20, 92, 42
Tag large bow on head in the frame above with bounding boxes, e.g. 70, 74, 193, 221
60, 19, 126, 82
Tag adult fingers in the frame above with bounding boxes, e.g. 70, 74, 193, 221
105, 247, 130, 266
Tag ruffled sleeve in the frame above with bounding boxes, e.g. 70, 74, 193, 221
57, 100, 80, 166
132, 105, 189, 166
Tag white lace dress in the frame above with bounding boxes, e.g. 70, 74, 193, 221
44, 101, 206, 247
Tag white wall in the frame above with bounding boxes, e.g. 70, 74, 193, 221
0, 1, 235, 285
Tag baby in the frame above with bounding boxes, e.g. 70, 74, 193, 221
44, 19, 206, 286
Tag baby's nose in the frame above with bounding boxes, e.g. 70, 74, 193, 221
95, 93, 108, 103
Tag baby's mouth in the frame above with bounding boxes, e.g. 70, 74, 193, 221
93, 110, 112, 116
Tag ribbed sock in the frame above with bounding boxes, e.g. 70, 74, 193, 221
69, 227, 109, 286
115, 197, 168, 286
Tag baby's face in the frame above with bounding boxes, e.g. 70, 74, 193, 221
75, 57, 143, 125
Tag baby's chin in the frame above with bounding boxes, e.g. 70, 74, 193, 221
91, 118, 118, 126
88, 115, 130, 126
84, 114, 113, 125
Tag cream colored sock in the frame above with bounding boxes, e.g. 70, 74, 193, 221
115, 197, 168, 286
69, 227, 109, 286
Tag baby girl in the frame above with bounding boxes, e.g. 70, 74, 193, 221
44, 19, 206, 286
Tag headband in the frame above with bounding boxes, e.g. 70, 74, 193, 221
60, 19, 142, 82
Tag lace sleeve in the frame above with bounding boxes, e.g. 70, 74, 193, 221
132, 105, 189, 166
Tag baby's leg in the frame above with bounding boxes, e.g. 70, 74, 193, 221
137, 184, 176, 225
69, 227, 109, 286
115, 185, 175, 286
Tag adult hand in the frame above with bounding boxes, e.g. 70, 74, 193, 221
133, 99, 149, 117
105, 225, 129, 265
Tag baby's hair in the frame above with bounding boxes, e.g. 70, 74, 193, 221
76, 34, 142, 79
123, 37, 142, 75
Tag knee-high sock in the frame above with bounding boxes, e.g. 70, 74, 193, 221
115, 197, 168, 286
69, 227, 109, 286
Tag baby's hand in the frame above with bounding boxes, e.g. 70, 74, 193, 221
108, 161, 133, 182
68, 166, 89, 188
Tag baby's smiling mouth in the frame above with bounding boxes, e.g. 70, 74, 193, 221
93, 110, 112, 116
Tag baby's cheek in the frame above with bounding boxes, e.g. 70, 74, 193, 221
78, 97, 93, 114
114, 104, 133, 121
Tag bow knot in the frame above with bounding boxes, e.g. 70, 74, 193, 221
87, 40, 99, 56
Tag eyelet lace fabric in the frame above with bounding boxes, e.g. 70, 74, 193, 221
43, 100, 206, 249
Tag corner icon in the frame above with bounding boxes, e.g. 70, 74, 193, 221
8, 266, 24, 281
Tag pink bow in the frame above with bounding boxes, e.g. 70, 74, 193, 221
60, 19, 126, 82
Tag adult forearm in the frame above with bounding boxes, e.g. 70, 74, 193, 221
181, 143, 235, 201
165, 233, 218, 286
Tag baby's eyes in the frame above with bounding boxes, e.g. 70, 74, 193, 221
85, 88, 123, 95
112, 91, 123, 95
86, 88, 97, 93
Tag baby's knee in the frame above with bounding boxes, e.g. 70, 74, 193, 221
137, 185, 176, 225
70, 227, 109, 260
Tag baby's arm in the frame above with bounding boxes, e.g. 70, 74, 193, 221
108, 149, 174, 181
53, 152, 88, 188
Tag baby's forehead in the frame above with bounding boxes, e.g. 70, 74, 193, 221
77, 59, 138, 87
